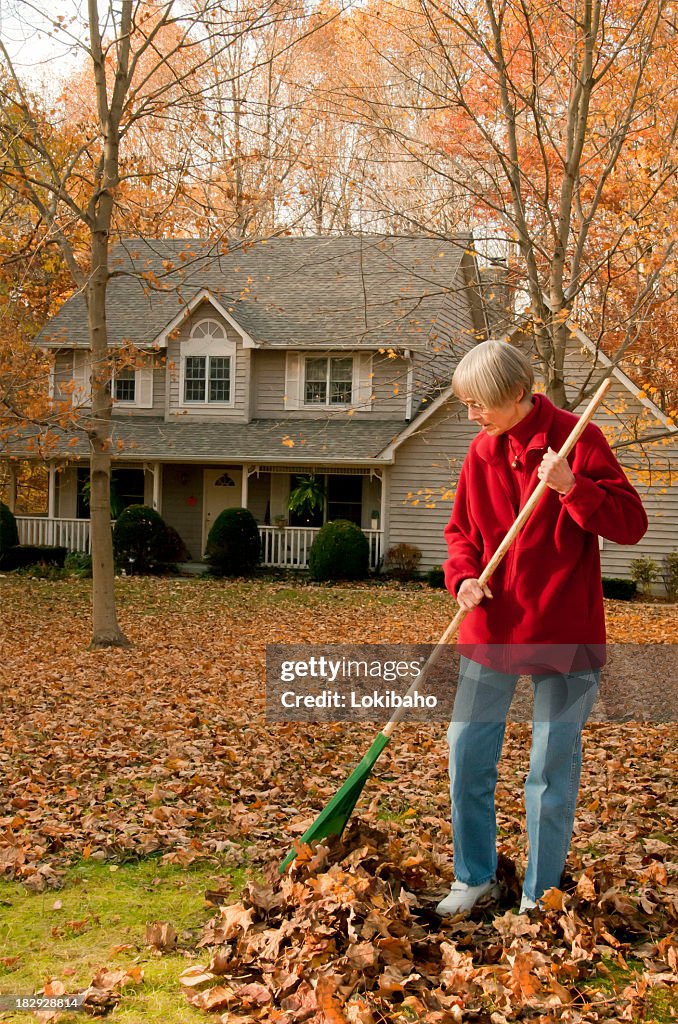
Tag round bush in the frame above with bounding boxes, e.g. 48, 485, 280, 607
158, 523, 190, 563
426, 565, 446, 589
0, 501, 19, 555
601, 576, 637, 600
308, 519, 369, 582
112, 504, 168, 574
206, 507, 260, 576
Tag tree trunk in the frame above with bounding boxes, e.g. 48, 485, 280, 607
86, 226, 130, 649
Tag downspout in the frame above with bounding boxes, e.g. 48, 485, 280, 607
404, 350, 413, 421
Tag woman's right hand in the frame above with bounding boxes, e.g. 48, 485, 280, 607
456, 578, 493, 611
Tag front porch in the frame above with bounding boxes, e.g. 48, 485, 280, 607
14, 516, 384, 570
7, 455, 387, 571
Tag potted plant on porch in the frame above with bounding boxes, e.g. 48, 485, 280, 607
287, 475, 325, 526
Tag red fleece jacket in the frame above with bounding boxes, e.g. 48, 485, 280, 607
443, 394, 648, 671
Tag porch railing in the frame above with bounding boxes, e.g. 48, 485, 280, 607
260, 526, 383, 570
16, 517, 92, 553
14, 518, 384, 571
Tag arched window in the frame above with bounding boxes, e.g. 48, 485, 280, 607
190, 319, 226, 343
181, 317, 234, 405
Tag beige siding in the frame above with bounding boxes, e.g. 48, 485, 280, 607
270, 473, 290, 520
600, 437, 678, 581
56, 465, 78, 518
252, 351, 286, 414
53, 349, 165, 416
160, 464, 204, 560
389, 385, 678, 578
166, 308, 250, 421
251, 350, 408, 419
361, 476, 382, 530
388, 402, 471, 570
113, 355, 166, 418
248, 471, 271, 523
563, 346, 678, 579
52, 350, 74, 401
137, 355, 166, 418
151, 359, 166, 415
371, 355, 409, 416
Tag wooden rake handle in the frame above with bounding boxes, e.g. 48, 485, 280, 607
381, 376, 613, 738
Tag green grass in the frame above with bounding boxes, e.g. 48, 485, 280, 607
579, 955, 678, 1023
0, 855, 245, 1023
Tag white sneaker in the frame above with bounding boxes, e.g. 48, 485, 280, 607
519, 893, 541, 913
435, 878, 500, 916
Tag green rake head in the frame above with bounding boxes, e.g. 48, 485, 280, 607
279, 732, 390, 872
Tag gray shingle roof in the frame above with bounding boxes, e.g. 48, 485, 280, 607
6, 417, 403, 463
38, 235, 471, 350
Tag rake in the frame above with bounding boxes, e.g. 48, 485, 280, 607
279, 377, 612, 872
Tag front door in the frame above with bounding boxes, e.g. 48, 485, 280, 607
203, 468, 243, 554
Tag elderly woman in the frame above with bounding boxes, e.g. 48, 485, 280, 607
436, 340, 647, 916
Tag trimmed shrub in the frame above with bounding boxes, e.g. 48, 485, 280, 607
384, 542, 422, 581
0, 501, 19, 556
112, 504, 168, 574
630, 556, 659, 596
661, 552, 678, 601
158, 524, 190, 563
602, 577, 637, 600
427, 565, 446, 589
64, 552, 93, 578
308, 519, 369, 582
0, 545, 67, 570
205, 507, 260, 576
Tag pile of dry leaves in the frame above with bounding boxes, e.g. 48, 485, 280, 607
180, 819, 676, 1024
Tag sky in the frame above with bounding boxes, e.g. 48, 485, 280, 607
0, 0, 87, 88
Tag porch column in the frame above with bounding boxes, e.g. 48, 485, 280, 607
7, 461, 17, 513
48, 462, 57, 545
152, 462, 162, 513
379, 471, 386, 532
241, 463, 249, 509
379, 469, 387, 568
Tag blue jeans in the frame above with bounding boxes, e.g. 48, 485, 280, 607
447, 656, 600, 902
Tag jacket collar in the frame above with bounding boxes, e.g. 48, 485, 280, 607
474, 393, 555, 464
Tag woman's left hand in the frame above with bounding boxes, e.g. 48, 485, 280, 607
538, 447, 576, 495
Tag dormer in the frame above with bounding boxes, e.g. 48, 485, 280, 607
178, 317, 237, 409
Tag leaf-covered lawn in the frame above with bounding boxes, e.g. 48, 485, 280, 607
0, 576, 676, 1022
0, 856, 245, 1023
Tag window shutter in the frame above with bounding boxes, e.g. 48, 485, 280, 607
136, 364, 154, 408
72, 350, 91, 406
353, 352, 374, 412
284, 351, 302, 411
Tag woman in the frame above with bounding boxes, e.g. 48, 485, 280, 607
436, 340, 647, 916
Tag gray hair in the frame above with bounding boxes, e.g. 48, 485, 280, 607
452, 340, 534, 408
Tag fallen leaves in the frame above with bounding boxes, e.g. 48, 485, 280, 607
177, 820, 677, 1022
0, 578, 676, 1022
145, 920, 178, 951
30, 965, 144, 1022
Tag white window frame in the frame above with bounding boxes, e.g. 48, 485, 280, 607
284, 351, 373, 413
111, 366, 137, 405
109, 362, 154, 408
303, 355, 354, 408
179, 317, 235, 408
70, 351, 153, 408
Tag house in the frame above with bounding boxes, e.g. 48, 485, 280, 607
3, 235, 676, 580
